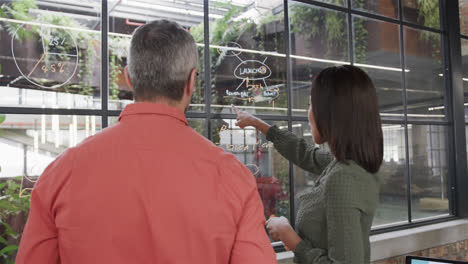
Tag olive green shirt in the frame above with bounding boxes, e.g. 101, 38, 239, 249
266, 126, 379, 264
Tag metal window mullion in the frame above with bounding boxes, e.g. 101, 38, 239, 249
398, 0, 412, 224
203, 0, 212, 139
284, 0, 296, 229
291, 0, 348, 12
443, 0, 468, 217
0, 107, 105, 116
101, 0, 109, 128
439, 0, 456, 216
347, 0, 353, 64
371, 215, 457, 235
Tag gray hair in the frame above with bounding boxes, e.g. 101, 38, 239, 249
128, 20, 198, 101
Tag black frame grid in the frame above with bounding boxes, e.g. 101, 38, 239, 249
452, 0, 468, 217
0, 0, 467, 244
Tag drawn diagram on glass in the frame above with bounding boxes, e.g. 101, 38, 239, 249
18, 161, 41, 198
19, 174, 36, 198
11, 24, 79, 89
245, 164, 260, 177
219, 42, 279, 104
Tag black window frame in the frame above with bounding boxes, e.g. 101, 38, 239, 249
0, 0, 466, 252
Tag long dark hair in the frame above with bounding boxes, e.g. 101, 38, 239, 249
311, 65, 383, 173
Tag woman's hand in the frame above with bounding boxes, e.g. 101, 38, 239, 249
266, 216, 293, 241
232, 105, 259, 129
232, 105, 271, 134
266, 216, 302, 252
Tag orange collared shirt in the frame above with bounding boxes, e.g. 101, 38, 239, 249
16, 103, 276, 264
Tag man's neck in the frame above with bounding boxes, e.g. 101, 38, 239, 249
136, 99, 186, 113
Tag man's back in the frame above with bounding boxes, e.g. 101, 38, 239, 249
16, 103, 276, 264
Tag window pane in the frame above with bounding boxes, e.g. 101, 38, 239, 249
353, 16, 403, 120
0, 0, 102, 109
375, 124, 408, 226
289, 2, 349, 116
107, 0, 205, 112
210, 119, 290, 220
209, 0, 287, 116
402, 0, 440, 29
409, 125, 449, 221
291, 121, 410, 227
404, 27, 444, 121
352, 0, 399, 19
459, 0, 468, 36
0, 114, 101, 182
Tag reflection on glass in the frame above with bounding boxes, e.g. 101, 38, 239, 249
353, 15, 403, 119
374, 124, 408, 226
210, 119, 289, 219
0, 0, 102, 108
461, 0, 468, 36
352, 0, 399, 19
289, 2, 348, 115
404, 27, 444, 120
409, 125, 449, 220
209, 0, 287, 116
0, 114, 101, 195
107, 0, 205, 112
402, 0, 440, 29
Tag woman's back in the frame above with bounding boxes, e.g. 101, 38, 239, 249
267, 125, 380, 263
294, 159, 379, 263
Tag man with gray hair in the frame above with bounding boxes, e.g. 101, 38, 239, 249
16, 20, 277, 264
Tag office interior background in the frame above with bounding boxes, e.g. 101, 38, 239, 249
0, 0, 467, 262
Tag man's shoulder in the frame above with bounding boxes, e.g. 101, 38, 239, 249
75, 123, 121, 148
179, 126, 233, 159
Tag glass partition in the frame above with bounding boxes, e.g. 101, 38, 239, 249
0, 2, 461, 259
0, 0, 102, 109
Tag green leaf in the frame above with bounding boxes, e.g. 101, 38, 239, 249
0, 236, 7, 245
0, 245, 18, 255
0, 183, 6, 189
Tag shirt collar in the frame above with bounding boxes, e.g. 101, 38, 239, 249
118, 102, 188, 126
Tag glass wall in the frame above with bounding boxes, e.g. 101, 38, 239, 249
0, 0, 465, 257
0, 0, 102, 109
0, 114, 102, 195
106, 0, 206, 112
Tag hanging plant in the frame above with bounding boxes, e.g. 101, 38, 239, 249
416, 0, 441, 62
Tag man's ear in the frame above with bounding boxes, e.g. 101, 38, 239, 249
185, 68, 197, 96
124, 66, 133, 91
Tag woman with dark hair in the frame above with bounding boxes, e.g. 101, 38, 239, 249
234, 65, 383, 264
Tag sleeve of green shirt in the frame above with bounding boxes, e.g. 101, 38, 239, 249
293, 170, 365, 264
266, 125, 333, 175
